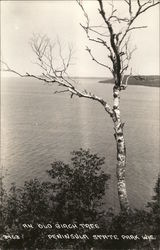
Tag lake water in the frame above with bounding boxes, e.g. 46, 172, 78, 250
1, 77, 159, 212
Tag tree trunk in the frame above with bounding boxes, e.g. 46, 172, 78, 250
112, 86, 130, 213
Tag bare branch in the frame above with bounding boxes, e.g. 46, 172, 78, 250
29, 34, 75, 82
1, 55, 113, 117
80, 24, 106, 44
54, 89, 69, 94
77, 0, 159, 91
121, 68, 132, 90
86, 46, 113, 73
140, 3, 159, 14
77, 0, 89, 23
108, 15, 130, 23
137, 0, 141, 7
128, 25, 148, 31
87, 26, 109, 37
119, 0, 159, 45
120, 38, 136, 76
124, 0, 132, 17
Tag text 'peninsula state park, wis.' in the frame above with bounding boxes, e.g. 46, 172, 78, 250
0, 0, 160, 249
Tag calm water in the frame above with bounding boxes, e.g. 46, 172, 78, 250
1, 77, 159, 211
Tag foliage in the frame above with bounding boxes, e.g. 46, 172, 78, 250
103, 175, 160, 250
0, 152, 159, 249
0, 149, 110, 249
146, 174, 160, 248
1, 180, 52, 249
47, 148, 110, 224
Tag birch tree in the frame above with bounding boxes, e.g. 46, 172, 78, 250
1, 0, 159, 213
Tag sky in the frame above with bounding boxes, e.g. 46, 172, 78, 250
1, 0, 159, 77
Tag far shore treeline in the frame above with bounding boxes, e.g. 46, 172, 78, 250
2, 75, 160, 88
99, 75, 160, 87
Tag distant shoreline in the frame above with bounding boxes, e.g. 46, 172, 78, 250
1, 75, 160, 87
99, 75, 160, 88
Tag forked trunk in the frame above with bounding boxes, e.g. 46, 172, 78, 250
112, 86, 130, 213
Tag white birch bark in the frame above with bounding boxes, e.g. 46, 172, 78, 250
112, 86, 130, 212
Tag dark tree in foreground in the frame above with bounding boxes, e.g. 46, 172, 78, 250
47, 149, 110, 224
107, 174, 160, 250
147, 174, 160, 246
0, 156, 159, 249
1, 0, 159, 213
0, 149, 110, 249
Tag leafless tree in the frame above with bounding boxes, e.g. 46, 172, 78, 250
1, 0, 159, 213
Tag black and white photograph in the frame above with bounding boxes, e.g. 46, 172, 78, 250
0, 0, 160, 249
